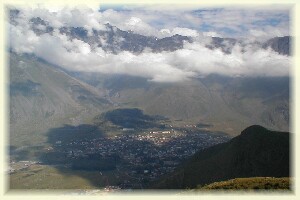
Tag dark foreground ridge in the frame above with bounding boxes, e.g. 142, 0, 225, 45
153, 125, 290, 189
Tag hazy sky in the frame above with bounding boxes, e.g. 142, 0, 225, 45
8, 5, 291, 82
98, 4, 290, 40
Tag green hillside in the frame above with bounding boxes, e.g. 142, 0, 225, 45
153, 125, 290, 189
197, 177, 290, 190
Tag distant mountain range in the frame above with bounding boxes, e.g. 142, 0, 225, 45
153, 125, 290, 189
52, 23, 291, 56
10, 10, 291, 56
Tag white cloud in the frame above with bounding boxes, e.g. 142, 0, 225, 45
8, 6, 291, 82
248, 24, 290, 42
125, 17, 142, 26
10, 5, 290, 40
203, 32, 222, 38
10, 25, 40, 53
171, 27, 199, 37
195, 8, 290, 39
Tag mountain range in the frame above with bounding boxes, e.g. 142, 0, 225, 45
8, 9, 292, 191
9, 51, 289, 148
9, 11, 290, 147
10, 10, 290, 55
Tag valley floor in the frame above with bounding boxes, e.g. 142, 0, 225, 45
9, 122, 230, 190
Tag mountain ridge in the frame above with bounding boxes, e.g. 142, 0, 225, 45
153, 125, 289, 189
10, 9, 291, 55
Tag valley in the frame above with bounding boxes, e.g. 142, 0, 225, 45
8, 52, 290, 191
7, 6, 292, 192
10, 108, 230, 189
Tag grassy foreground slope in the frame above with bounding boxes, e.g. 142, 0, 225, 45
198, 177, 290, 190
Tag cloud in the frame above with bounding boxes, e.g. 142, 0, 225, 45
9, 5, 290, 39
203, 31, 222, 38
194, 8, 290, 40
8, 6, 291, 82
170, 27, 199, 37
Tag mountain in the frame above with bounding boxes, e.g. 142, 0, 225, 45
92, 74, 289, 135
9, 10, 290, 140
262, 36, 290, 56
9, 52, 112, 147
153, 125, 289, 189
205, 37, 238, 54
40, 22, 291, 55
8, 9, 291, 191
10, 10, 290, 55
29, 16, 193, 54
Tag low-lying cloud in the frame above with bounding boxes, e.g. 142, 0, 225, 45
8, 6, 291, 82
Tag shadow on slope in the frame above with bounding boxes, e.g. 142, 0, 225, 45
101, 108, 167, 129
154, 125, 290, 189
11, 109, 229, 189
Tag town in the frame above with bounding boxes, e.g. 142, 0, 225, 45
49, 126, 231, 189
9, 122, 231, 189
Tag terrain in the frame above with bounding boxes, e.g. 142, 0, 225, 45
10, 107, 230, 189
9, 9, 290, 144
9, 51, 289, 150
8, 8, 291, 191
98, 74, 289, 134
197, 177, 290, 190
9, 52, 112, 147
154, 125, 290, 189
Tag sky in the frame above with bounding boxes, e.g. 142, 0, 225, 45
8, 4, 291, 82
97, 4, 290, 40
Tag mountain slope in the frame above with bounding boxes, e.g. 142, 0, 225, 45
154, 125, 289, 189
99, 74, 289, 135
262, 36, 290, 56
29, 18, 193, 54
197, 177, 290, 190
10, 53, 112, 147
9, 9, 290, 138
